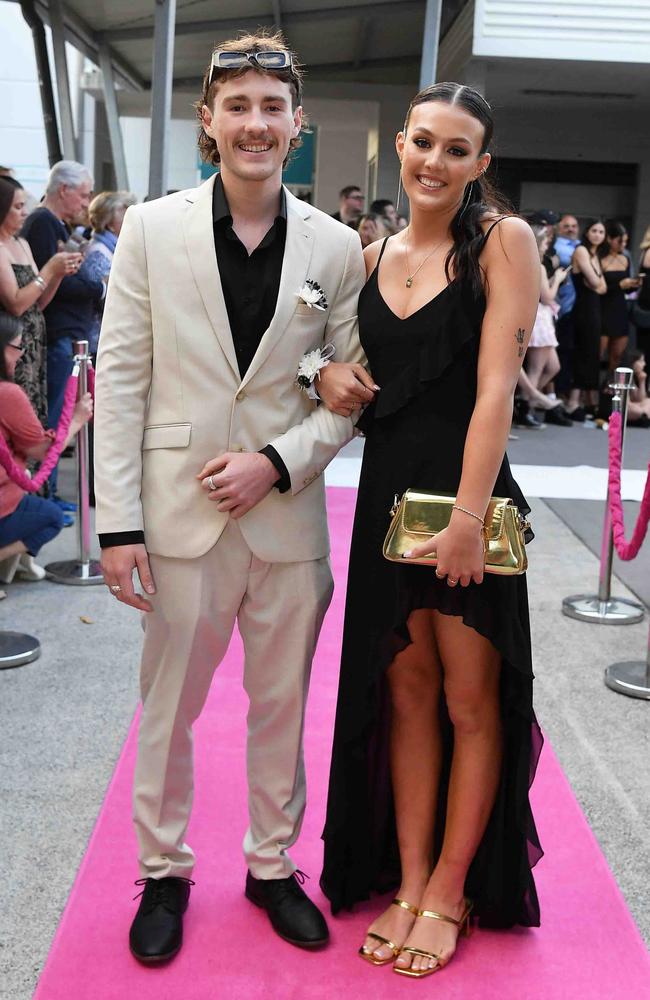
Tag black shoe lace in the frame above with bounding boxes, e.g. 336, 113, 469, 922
133, 876, 195, 912
272, 869, 310, 905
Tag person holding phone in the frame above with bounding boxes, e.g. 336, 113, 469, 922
20, 160, 103, 514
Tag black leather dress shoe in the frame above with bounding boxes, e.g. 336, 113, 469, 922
129, 876, 194, 963
245, 870, 329, 949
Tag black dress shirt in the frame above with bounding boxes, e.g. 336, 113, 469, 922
99, 176, 291, 550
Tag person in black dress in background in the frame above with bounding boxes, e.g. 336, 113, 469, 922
317, 83, 542, 978
600, 221, 642, 374
565, 220, 607, 420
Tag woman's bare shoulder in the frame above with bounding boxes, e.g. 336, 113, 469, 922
480, 215, 537, 267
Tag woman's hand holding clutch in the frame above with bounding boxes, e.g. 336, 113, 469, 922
403, 517, 486, 587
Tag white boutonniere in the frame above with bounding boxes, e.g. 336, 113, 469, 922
296, 343, 336, 399
296, 279, 328, 311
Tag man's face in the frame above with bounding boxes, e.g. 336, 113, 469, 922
344, 189, 364, 217
201, 70, 301, 184
558, 215, 579, 240
58, 180, 93, 226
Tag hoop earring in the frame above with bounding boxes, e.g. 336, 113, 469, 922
396, 166, 403, 213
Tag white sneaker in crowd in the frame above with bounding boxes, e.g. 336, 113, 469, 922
16, 554, 47, 581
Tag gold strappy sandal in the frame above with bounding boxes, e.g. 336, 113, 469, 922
393, 898, 473, 979
358, 898, 419, 966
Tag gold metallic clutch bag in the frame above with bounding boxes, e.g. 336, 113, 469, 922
383, 489, 530, 576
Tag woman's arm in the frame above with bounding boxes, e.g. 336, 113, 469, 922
539, 261, 567, 305
454, 217, 540, 525
22, 393, 92, 459
574, 246, 607, 293
310, 239, 383, 415
0, 248, 45, 317
20, 238, 65, 309
404, 218, 540, 584
0, 242, 77, 315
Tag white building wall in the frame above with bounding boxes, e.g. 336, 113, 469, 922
495, 104, 650, 243
0, 1, 50, 195
120, 117, 199, 200
474, 0, 650, 63
308, 98, 379, 214
0, 0, 95, 196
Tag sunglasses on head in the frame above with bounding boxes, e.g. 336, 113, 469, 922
209, 49, 295, 84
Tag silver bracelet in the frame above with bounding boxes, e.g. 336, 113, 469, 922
452, 503, 485, 527
33, 274, 46, 290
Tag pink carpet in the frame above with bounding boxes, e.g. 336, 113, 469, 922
35, 488, 650, 1000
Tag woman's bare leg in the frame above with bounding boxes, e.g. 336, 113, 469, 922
537, 349, 561, 393
362, 608, 443, 960
608, 336, 628, 372
523, 347, 547, 390
396, 611, 502, 973
0, 540, 27, 561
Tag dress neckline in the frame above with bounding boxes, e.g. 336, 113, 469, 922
376, 279, 455, 322
373, 235, 456, 321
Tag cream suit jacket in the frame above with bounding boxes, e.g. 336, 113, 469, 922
94, 176, 366, 561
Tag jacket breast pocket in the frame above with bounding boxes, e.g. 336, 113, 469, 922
294, 302, 327, 318
142, 422, 192, 450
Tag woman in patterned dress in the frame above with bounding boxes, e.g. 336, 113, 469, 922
0, 178, 81, 427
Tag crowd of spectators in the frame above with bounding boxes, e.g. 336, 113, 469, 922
330, 184, 407, 239
516, 210, 650, 430
0, 160, 135, 592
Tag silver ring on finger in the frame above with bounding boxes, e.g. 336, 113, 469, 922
110, 584, 122, 594
207, 475, 217, 491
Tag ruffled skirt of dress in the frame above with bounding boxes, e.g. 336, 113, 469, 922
320, 428, 544, 929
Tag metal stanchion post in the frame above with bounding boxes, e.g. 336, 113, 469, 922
562, 367, 645, 625
605, 621, 650, 699
46, 340, 103, 585
0, 630, 41, 669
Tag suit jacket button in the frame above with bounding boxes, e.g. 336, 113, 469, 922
236, 390, 246, 401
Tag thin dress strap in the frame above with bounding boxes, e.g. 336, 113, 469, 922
370, 236, 391, 278
481, 217, 506, 245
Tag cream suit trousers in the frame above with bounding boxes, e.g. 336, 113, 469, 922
134, 518, 334, 880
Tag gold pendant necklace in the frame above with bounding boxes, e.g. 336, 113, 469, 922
404, 231, 447, 287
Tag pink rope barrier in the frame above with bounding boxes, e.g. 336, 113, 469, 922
0, 371, 80, 492
607, 410, 650, 561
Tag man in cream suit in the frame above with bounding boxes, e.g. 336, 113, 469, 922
95, 34, 374, 962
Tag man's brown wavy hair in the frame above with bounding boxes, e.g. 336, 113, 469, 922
195, 30, 306, 168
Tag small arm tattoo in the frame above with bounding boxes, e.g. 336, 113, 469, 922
515, 327, 526, 357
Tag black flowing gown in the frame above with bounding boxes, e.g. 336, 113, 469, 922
321, 232, 543, 928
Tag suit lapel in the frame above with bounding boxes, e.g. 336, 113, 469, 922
181, 175, 240, 379
239, 192, 314, 390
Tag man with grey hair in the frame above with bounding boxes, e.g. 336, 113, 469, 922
21, 160, 104, 512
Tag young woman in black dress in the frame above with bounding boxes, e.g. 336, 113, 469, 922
317, 83, 543, 978
566, 220, 607, 419
600, 221, 642, 373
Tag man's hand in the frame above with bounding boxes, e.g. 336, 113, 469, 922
317, 362, 379, 417
197, 452, 280, 519
101, 543, 156, 612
